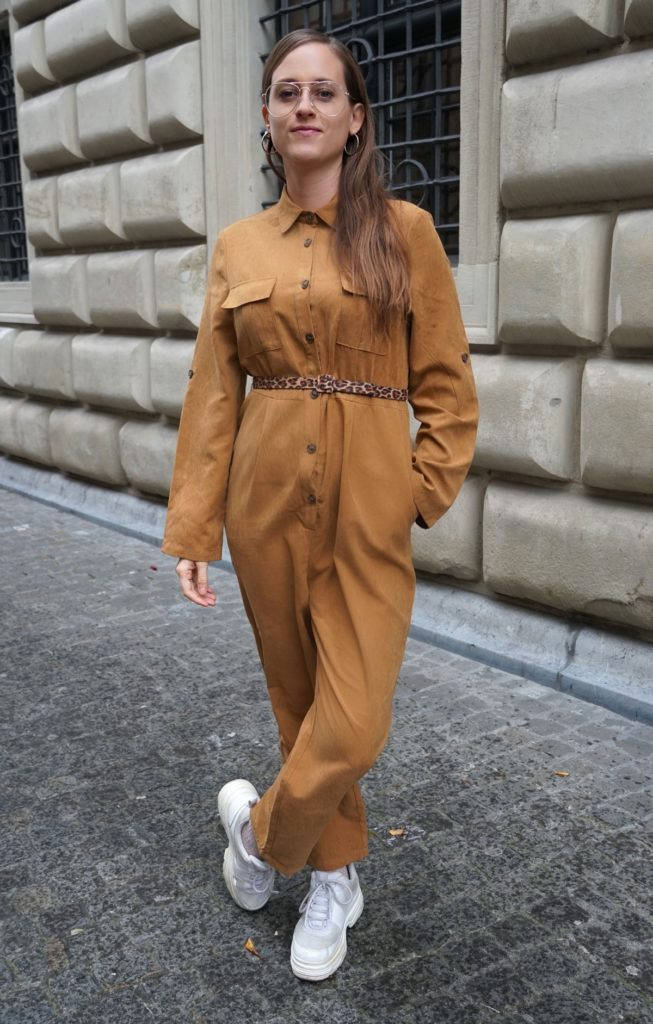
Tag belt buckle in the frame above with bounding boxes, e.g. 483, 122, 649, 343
318, 373, 335, 394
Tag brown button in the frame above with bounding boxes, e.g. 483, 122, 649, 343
305, 332, 314, 342
301, 278, 309, 288
310, 388, 319, 398
304, 238, 312, 247
461, 352, 469, 362
307, 493, 316, 504
188, 369, 194, 378
307, 443, 316, 453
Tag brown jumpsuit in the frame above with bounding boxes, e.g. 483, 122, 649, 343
160, 184, 479, 876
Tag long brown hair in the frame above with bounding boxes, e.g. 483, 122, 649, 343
261, 29, 413, 337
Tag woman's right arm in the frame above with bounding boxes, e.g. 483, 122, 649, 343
161, 229, 246, 566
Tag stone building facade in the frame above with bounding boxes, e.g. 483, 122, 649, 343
0, 0, 651, 715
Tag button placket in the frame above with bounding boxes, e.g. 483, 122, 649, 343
294, 214, 322, 519
293, 219, 319, 376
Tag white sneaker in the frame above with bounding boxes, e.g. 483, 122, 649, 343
290, 862, 364, 980
217, 778, 275, 911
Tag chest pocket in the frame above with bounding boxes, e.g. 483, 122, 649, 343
336, 268, 389, 355
221, 277, 279, 357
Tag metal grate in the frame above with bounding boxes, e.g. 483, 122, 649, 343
0, 21, 28, 282
260, 1, 461, 258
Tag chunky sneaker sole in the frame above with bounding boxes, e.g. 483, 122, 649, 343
217, 778, 275, 911
290, 872, 364, 981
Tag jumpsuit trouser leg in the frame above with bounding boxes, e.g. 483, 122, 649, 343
228, 516, 370, 873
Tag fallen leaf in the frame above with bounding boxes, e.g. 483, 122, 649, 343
554, 770, 570, 777
244, 937, 261, 958
388, 827, 406, 837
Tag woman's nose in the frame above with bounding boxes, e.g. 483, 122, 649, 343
296, 87, 315, 114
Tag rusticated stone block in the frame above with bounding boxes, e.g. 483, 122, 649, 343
12, 330, 75, 401
410, 474, 484, 581
18, 85, 84, 172
120, 146, 205, 241
146, 39, 201, 143
77, 59, 152, 160
580, 359, 653, 495
154, 244, 206, 330
125, 0, 199, 51
23, 175, 63, 250
13, 20, 57, 93
501, 51, 653, 208
86, 250, 157, 329
11, 0, 66, 25
506, 0, 623, 65
44, 0, 137, 82
72, 333, 154, 413
49, 406, 128, 485
498, 214, 611, 348
119, 419, 178, 496
472, 354, 582, 481
0, 396, 53, 465
0, 395, 25, 459
608, 210, 653, 352
484, 482, 653, 631
150, 336, 194, 417
625, 0, 653, 36
58, 164, 126, 246
0, 328, 19, 389
31, 255, 91, 327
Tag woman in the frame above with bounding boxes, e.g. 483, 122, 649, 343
161, 28, 479, 981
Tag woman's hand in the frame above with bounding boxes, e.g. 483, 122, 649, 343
176, 558, 217, 607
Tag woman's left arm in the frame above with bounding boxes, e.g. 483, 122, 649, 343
407, 208, 480, 529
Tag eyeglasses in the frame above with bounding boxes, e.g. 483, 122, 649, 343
261, 80, 351, 118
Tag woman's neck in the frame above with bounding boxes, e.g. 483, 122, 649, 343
284, 166, 340, 211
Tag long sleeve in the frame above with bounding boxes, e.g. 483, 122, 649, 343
160, 230, 246, 562
408, 208, 479, 528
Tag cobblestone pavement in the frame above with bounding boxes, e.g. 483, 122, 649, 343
1, 485, 652, 1024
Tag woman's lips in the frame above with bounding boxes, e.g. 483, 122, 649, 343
292, 128, 321, 134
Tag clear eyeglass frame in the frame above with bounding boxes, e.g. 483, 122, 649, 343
261, 80, 352, 118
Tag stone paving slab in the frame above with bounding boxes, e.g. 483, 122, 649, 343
0, 486, 651, 1023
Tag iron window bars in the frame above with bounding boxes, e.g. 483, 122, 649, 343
0, 20, 27, 282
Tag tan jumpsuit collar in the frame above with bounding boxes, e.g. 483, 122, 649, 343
276, 182, 338, 232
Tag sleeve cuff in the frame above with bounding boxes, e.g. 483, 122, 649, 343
411, 469, 438, 529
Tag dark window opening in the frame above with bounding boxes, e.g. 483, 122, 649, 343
0, 20, 28, 282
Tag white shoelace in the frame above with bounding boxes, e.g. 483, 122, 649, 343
299, 869, 350, 930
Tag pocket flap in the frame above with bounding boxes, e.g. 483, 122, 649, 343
221, 276, 276, 308
339, 267, 367, 296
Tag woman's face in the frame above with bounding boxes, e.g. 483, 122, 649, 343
262, 42, 365, 170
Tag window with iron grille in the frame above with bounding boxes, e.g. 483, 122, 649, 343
260, 0, 461, 259
0, 19, 27, 282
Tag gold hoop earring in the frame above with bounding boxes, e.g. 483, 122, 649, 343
343, 132, 360, 156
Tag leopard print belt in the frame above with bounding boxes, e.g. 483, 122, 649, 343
251, 372, 408, 402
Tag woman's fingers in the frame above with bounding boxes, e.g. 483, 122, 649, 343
176, 559, 217, 607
